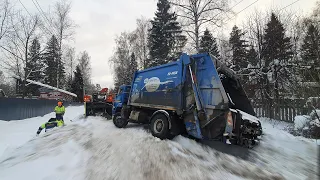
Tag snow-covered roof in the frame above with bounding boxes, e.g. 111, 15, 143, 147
25, 79, 77, 97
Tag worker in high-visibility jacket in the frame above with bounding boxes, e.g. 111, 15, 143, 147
36, 100, 66, 135
54, 100, 65, 121
36, 118, 64, 135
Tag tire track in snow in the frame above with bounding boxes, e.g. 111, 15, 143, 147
83, 118, 284, 180
1, 116, 306, 180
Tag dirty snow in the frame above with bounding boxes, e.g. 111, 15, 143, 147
294, 115, 310, 130
0, 106, 319, 180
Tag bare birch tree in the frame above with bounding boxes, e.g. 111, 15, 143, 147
51, 0, 76, 88
64, 46, 76, 79
52, 0, 75, 50
2, 12, 39, 97
169, 0, 230, 51
131, 17, 151, 69
77, 51, 93, 93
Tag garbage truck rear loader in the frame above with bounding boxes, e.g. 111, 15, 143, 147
113, 53, 262, 147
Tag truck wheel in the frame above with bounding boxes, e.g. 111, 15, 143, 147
150, 114, 170, 139
113, 112, 128, 128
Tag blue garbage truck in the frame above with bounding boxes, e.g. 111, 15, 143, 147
112, 53, 262, 147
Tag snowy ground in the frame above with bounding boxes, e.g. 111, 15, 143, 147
0, 106, 319, 180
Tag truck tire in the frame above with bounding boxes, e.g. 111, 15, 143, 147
150, 114, 170, 139
113, 112, 128, 128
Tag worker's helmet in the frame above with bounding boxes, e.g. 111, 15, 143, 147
57, 99, 63, 106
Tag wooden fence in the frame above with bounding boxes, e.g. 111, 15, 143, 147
251, 99, 309, 122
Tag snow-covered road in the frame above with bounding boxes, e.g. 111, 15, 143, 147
0, 106, 319, 180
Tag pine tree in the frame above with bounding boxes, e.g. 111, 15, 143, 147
229, 25, 248, 71
262, 13, 293, 66
301, 23, 320, 82
147, 0, 186, 67
199, 29, 220, 58
71, 65, 84, 102
26, 38, 43, 95
43, 35, 65, 87
247, 45, 258, 66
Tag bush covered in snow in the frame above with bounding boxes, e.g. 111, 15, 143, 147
293, 109, 320, 138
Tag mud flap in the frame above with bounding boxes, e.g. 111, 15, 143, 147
184, 109, 202, 139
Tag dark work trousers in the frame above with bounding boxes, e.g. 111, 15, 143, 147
56, 114, 64, 121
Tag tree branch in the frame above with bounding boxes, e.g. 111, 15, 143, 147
0, 45, 24, 61
185, 30, 197, 43
169, 1, 193, 12
198, 17, 221, 27
176, 14, 195, 21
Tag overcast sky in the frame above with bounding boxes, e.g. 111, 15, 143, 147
17, 0, 318, 88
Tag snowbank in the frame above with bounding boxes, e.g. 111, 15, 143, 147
84, 118, 284, 180
255, 118, 319, 179
293, 109, 320, 138
0, 110, 319, 180
0, 105, 84, 157
0, 122, 90, 180
294, 115, 310, 130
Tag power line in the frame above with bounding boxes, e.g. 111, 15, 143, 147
228, 0, 260, 21
230, 0, 246, 12
18, 0, 52, 38
31, 0, 58, 37
33, 0, 59, 35
215, 0, 246, 20
279, 0, 301, 11
18, 0, 32, 16
213, 0, 260, 32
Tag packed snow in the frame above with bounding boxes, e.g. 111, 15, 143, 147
294, 115, 310, 130
0, 106, 319, 180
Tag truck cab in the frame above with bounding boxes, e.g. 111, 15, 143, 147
112, 85, 131, 116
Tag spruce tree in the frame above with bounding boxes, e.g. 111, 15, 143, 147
247, 45, 258, 66
147, 0, 186, 67
301, 23, 320, 82
43, 35, 65, 87
199, 29, 220, 58
26, 38, 43, 95
261, 13, 293, 119
262, 13, 293, 66
229, 25, 248, 71
71, 65, 84, 102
